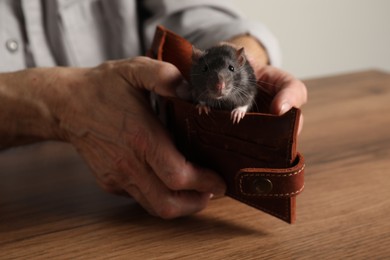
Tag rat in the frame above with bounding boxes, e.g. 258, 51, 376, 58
189, 44, 258, 124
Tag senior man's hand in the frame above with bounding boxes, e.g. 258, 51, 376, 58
0, 57, 226, 218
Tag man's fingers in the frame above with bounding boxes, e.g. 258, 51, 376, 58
117, 157, 212, 219
116, 120, 225, 218
122, 57, 184, 97
255, 66, 307, 115
269, 79, 308, 115
150, 140, 227, 197
145, 126, 226, 197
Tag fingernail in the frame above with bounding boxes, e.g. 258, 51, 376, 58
209, 193, 214, 199
280, 102, 291, 115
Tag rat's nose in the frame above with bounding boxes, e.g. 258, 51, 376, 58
216, 81, 225, 92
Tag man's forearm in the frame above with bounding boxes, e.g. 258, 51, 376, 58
227, 34, 269, 71
0, 68, 65, 149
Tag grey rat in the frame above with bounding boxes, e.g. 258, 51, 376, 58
190, 44, 258, 124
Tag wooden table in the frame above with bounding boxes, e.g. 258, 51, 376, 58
1, 70, 389, 259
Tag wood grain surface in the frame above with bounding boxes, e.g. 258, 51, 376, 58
1, 70, 389, 259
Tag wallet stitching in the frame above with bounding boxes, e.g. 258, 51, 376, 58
238, 164, 305, 197
240, 163, 305, 178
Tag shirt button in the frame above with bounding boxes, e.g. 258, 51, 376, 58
5, 39, 19, 53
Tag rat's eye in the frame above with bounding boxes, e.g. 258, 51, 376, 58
228, 65, 235, 72
201, 65, 208, 72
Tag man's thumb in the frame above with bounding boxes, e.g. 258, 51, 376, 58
125, 57, 184, 97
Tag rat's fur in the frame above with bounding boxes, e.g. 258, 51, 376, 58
190, 45, 258, 123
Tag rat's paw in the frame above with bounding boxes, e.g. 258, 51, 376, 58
196, 103, 211, 115
231, 105, 249, 124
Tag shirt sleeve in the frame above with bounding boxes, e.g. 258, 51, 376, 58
141, 0, 282, 67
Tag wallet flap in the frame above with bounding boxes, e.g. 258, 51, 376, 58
148, 25, 192, 82
237, 153, 305, 198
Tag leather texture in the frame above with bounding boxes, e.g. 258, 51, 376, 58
148, 26, 305, 223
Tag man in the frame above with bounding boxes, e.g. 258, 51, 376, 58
0, 0, 307, 218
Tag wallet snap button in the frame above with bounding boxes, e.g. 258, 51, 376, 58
252, 177, 273, 194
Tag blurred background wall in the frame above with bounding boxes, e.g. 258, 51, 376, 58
232, 0, 390, 79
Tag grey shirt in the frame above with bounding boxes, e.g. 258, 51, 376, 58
0, 0, 281, 72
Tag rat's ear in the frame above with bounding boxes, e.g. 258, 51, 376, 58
192, 46, 205, 61
236, 47, 246, 67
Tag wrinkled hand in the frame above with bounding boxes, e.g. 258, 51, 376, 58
59, 57, 226, 218
254, 66, 308, 133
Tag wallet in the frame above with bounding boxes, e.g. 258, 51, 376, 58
147, 26, 305, 223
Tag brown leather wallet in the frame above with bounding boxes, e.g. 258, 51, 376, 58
147, 26, 305, 223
